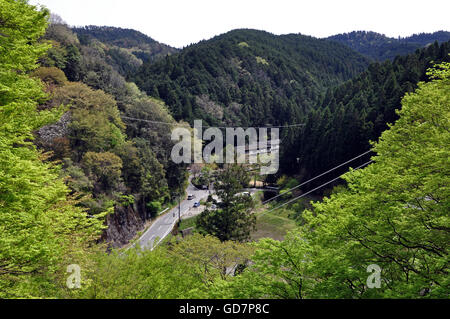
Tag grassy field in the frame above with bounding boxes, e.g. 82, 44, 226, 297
164, 193, 317, 243
175, 209, 297, 242
252, 208, 297, 241
179, 215, 199, 231
250, 192, 321, 242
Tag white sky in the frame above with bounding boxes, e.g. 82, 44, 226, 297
29, 0, 450, 48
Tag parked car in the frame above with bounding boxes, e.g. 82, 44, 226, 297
193, 202, 200, 208
187, 194, 194, 200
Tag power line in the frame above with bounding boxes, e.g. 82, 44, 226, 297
121, 116, 305, 129
261, 123, 306, 129
261, 160, 374, 215
262, 150, 373, 205
121, 116, 179, 126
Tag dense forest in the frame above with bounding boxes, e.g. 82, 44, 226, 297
132, 29, 370, 124
282, 41, 450, 179
73, 25, 178, 65
33, 18, 188, 246
130, 28, 449, 181
1, 0, 448, 300
328, 30, 450, 61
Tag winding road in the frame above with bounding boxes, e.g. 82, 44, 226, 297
136, 180, 210, 251
126, 177, 267, 251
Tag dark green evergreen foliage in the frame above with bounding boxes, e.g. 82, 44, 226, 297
328, 31, 450, 61
38, 22, 449, 234
406, 31, 450, 45
74, 25, 157, 45
42, 24, 175, 105
40, 24, 83, 81
7, 1, 449, 299
132, 29, 370, 125
196, 165, 255, 242
281, 41, 450, 181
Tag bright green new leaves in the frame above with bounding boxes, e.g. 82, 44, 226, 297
0, 1, 49, 72
222, 62, 449, 299
83, 247, 201, 299
83, 234, 253, 299
0, 0, 104, 298
167, 234, 254, 284
0, 0, 53, 142
210, 234, 312, 299
50, 82, 126, 154
314, 62, 449, 297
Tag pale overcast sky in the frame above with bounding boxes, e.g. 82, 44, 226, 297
29, 0, 449, 48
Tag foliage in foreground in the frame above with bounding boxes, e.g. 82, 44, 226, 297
2, 1, 448, 300
80, 234, 253, 299
0, 0, 104, 298
211, 62, 449, 299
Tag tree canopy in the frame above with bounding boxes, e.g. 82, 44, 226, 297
214, 62, 450, 299
197, 165, 255, 242
0, 0, 104, 298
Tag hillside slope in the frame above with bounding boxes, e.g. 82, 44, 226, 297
282, 41, 450, 179
37, 23, 187, 247
72, 26, 178, 75
132, 29, 370, 125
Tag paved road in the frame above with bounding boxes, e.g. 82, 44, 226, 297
127, 181, 265, 251
136, 180, 210, 251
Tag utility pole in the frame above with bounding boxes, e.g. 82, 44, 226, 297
177, 193, 181, 226
173, 192, 181, 225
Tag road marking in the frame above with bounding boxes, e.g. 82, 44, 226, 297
137, 190, 210, 251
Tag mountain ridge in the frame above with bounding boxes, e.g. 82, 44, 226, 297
72, 25, 179, 64
327, 30, 450, 61
132, 28, 370, 125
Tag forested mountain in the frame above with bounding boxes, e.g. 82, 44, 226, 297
34, 22, 187, 246
328, 30, 450, 61
132, 29, 370, 125
72, 26, 178, 66
131, 27, 449, 183
214, 61, 450, 298
2, 1, 449, 300
406, 31, 450, 45
282, 41, 450, 179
